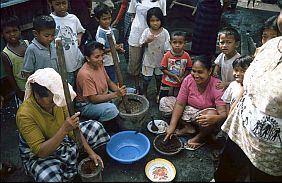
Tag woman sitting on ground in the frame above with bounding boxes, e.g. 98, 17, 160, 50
75, 41, 127, 132
16, 68, 110, 182
161, 55, 227, 150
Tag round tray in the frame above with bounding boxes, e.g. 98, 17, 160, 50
153, 134, 182, 156
145, 158, 176, 182
147, 120, 168, 134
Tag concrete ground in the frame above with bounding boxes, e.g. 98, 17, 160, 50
0, 0, 279, 182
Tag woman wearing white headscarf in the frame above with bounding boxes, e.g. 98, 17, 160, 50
16, 68, 110, 182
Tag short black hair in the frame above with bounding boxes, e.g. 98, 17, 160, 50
94, 3, 112, 19
146, 7, 164, 28
232, 55, 253, 70
192, 55, 213, 70
219, 27, 240, 42
84, 41, 104, 57
31, 82, 50, 98
170, 31, 186, 41
262, 15, 279, 33
0, 15, 20, 33
33, 15, 56, 32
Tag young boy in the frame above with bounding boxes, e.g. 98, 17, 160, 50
49, 0, 85, 87
213, 27, 241, 90
94, 3, 124, 82
1, 16, 29, 102
22, 15, 58, 79
159, 31, 192, 101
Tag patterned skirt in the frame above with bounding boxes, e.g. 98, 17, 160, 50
191, 0, 222, 56
19, 120, 110, 182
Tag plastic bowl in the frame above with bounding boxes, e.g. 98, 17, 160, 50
106, 131, 151, 164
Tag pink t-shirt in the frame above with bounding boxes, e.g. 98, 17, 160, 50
76, 63, 110, 102
177, 75, 225, 109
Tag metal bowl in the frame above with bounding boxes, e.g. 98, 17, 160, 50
153, 134, 182, 156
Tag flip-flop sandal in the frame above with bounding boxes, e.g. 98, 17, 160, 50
183, 140, 206, 151
0, 163, 17, 177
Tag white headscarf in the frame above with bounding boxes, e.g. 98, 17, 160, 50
24, 68, 77, 107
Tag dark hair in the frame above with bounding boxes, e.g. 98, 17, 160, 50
0, 15, 20, 33
33, 15, 56, 32
84, 41, 104, 57
170, 31, 186, 41
261, 16, 279, 34
219, 27, 240, 42
31, 82, 50, 98
146, 7, 164, 28
94, 3, 112, 19
192, 55, 213, 70
232, 55, 253, 70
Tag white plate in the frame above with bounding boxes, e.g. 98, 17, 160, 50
145, 158, 176, 182
147, 120, 168, 134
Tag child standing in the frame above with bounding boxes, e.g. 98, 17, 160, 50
159, 31, 192, 101
139, 7, 170, 102
94, 3, 125, 82
22, 15, 58, 79
1, 16, 29, 102
49, 0, 85, 87
213, 27, 241, 90
221, 55, 253, 113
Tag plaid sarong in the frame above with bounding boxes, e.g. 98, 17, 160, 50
19, 120, 110, 182
191, 0, 222, 56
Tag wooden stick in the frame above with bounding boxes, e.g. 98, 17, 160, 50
55, 39, 83, 150
106, 32, 131, 114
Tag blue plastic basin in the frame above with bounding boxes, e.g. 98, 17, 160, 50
106, 131, 151, 164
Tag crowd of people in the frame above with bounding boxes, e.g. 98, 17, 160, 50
0, 0, 281, 181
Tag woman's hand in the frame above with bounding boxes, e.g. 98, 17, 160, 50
116, 85, 127, 97
62, 112, 80, 133
164, 125, 176, 142
89, 152, 104, 169
196, 114, 216, 127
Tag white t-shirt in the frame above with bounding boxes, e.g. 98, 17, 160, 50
96, 26, 119, 66
128, 0, 166, 47
214, 52, 240, 82
51, 13, 85, 72
221, 80, 241, 106
139, 27, 170, 67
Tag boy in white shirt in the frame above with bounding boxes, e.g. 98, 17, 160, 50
94, 3, 124, 82
213, 27, 240, 90
49, 0, 85, 88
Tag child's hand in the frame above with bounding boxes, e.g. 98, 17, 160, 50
146, 34, 155, 44
171, 74, 181, 83
115, 44, 125, 53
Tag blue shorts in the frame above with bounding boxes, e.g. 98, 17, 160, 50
75, 102, 119, 122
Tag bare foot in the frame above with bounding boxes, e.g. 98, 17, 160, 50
175, 124, 196, 136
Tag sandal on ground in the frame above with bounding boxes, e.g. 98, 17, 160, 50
183, 139, 206, 151
0, 162, 17, 177
175, 126, 196, 136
